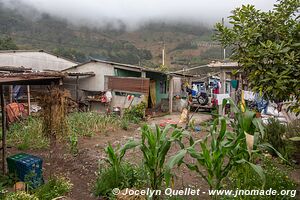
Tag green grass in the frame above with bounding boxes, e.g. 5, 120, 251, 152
7, 117, 48, 150
68, 112, 121, 137
6, 112, 122, 150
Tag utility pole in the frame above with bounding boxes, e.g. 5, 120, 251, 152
222, 18, 226, 60
162, 42, 165, 66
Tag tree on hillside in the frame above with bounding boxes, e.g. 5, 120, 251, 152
215, 0, 300, 114
0, 37, 18, 50
52, 47, 87, 63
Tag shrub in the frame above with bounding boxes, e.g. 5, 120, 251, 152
33, 176, 72, 200
123, 102, 146, 123
263, 118, 287, 157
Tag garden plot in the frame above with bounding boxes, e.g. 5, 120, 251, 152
4, 110, 300, 200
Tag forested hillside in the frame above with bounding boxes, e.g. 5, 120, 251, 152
0, 1, 227, 69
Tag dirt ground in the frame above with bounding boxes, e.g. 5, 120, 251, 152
6, 112, 300, 200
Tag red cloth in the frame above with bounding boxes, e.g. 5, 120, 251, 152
6, 103, 26, 123
213, 88, 219, 94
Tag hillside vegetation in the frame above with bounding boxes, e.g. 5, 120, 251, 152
0, 2, 225, 70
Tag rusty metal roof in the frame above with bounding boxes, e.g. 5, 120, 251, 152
0, 72, 64, 85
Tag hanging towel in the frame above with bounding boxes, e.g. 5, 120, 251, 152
231, 80, 239, 89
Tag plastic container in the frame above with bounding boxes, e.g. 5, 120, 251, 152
7, 153, 44, 188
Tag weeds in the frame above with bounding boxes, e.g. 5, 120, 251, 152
5, 192, 38, 200
69, 132, 78, 155
33, 176, 72, 200
68, 112, 121, 137
7, 112, 122, 151
120, 117, 129, 130
226, 157, 297, 200
93, 163, 148, 198
7, 117, 48, 150
263, 118, 287, 157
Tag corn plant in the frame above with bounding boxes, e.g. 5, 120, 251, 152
168, 99, 279, 190
104, 140, 139, 184
140, 124, 184, 193
169, 117, 264, 190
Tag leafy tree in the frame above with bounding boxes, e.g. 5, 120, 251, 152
215, 0, 300, 114
0, 36, 18, 50
52, 47, 87, 62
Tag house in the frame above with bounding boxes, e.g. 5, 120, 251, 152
0, 50, 77, 71
0, 50, 77, 107
62, 59, 185, 113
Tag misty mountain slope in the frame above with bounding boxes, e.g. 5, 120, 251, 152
0, 2, 225, 68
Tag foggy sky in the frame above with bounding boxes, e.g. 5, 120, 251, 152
2, 0, 277, 29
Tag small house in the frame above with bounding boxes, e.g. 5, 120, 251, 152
62, 59, 177, 113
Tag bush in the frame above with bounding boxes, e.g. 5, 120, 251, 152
123, 102, 146, 123
33, 176, 72, 200
263, 118, 287, 157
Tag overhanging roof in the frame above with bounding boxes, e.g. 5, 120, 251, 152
0, 72, 64, 85
208, 61, 239, 69
63, 59, 167, 75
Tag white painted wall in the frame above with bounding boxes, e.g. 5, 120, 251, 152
0, 51, 76, 71
111, 95, 143, 108
65, 62, 115, 91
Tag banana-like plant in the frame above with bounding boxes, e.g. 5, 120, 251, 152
104, 140, 140, 183
140, 124, 184, 193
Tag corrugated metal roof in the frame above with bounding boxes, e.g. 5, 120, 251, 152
63, 59, 167, 74
0, 72, 64, 84
208, 61, 239, 68
0, 49, 78, 65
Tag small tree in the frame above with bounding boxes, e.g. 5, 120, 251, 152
215, 0, 300, 115
0, 37, 18, 50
